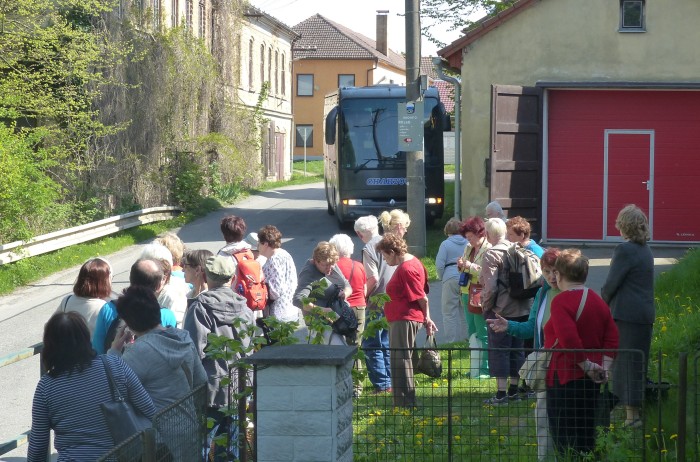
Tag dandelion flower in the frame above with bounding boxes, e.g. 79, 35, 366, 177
490, 429, 497, 435
454, 435, 461, 441
670, 434, 678, 440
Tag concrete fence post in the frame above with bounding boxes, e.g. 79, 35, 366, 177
244, 344, 356, 462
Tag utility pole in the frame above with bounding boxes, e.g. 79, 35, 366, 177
405, 0, 426, 257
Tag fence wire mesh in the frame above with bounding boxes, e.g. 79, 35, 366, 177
354, 347, 646, 462
97, 384, 207, 462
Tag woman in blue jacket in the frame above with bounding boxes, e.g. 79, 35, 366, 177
435, 218, 467, 343
488, 247, 560, 461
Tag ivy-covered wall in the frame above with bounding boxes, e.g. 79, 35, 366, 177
0, 0, 265, 243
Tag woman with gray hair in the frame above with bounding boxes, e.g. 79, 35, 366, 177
330, 233, 367, 395
141, 243, 189, 326
354, 215, 392, 393
485, 201, 507, 220
435, 218, 467, 343
328, 235, 366, 331
480, 218, 531, 404
601, 204, 654, 428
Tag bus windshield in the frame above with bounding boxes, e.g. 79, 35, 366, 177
339, 97, 440, 171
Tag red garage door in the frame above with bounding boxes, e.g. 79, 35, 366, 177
546, 89, 700, 242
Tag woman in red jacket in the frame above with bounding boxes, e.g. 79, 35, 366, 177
376, 233, 437, 408
544, 249, 619, 457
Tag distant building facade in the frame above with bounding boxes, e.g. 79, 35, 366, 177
239, 8, 298, 180
291, 12, 406, 158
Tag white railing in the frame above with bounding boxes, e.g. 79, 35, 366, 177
0, 206, 182, 265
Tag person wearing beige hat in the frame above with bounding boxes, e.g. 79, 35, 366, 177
183, 255, 255, 460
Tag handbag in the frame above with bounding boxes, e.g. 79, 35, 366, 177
415, 334, 442, 378
458, 271, 469, 287
467, 283, 483, 314
329, 296, 358, 337
519, 287, 589, 391
99, 356, 152, 445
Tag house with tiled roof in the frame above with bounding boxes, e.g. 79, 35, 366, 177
420, 57, 455, 115
438, 0, 700, 243
291, 12, 406, 157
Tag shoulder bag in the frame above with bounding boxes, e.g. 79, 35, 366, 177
99, 356, 152, 445
466, 245, 484, 314
519, 287, 588, 391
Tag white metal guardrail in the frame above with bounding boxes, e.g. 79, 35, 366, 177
0, 206, 183, 265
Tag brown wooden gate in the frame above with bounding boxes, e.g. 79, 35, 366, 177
490, 85, 543, 238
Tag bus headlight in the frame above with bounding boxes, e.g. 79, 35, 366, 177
343, 199, 363, 206
426, 197, 443, 205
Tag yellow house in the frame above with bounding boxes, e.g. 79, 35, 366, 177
439, 0, 700, 243
291, 12, 406, 158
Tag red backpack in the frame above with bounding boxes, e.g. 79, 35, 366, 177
232, 249, 268, 310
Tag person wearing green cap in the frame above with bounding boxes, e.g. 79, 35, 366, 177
183, 254, 255, 461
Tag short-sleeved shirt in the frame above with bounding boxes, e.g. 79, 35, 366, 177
384, 257, 429, 323
336, 257, 367, 307
363, 235, 397, 310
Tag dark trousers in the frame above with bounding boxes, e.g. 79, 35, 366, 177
546, 377, 599, 457
484, 311, 525, 378
388, 320, 420, 407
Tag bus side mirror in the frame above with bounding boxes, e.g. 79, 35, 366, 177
325, 106, 338, 145
444, 113, 452, 132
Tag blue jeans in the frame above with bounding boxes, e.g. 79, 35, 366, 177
362, 312, 391, 390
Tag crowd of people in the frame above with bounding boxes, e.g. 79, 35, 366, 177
28, 200, 654, 461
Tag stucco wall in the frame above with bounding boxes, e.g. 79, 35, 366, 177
238, 18, 295, 179
293, 59, 381, 157
458, 0, 700, 217
371, 65, 406, 86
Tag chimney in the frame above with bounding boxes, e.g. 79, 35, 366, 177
376, 10, 389, 56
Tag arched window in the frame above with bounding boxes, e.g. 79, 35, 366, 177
185, 0, 192, 30
268, 47, 273, 90
152, 0, 161, 30
171, 0, 178, 27
260, 44, 265, 88
281, 53, 286, 96
198, 1, 205, 39
248, 39, 254, 89
274, 50, 279, 95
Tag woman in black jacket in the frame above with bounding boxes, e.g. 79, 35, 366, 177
601, 204, 655, 428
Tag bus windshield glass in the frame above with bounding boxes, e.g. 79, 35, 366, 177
339, 97, 440, 171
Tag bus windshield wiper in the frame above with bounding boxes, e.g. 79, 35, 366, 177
353, 158, 377, 173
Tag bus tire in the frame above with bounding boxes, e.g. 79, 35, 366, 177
325, 181, 335, 215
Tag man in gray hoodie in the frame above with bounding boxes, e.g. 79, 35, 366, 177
183, 254, 254, 460
110, 285, 207, 460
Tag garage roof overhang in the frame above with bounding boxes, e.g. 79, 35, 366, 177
536, 81, 700, 90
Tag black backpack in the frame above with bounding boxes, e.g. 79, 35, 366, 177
328, 295, 358, 339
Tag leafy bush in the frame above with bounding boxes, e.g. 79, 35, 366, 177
0, 126, 61, 243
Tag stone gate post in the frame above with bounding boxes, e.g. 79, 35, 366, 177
244, 344, 356, 462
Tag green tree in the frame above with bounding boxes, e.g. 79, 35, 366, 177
421, 0, 516, 49
0, 0, 128, 240
0, 125, 61, 243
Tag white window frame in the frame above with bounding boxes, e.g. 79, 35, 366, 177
619, 0, 645, 32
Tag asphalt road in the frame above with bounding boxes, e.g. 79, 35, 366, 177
0, 180, 688, 460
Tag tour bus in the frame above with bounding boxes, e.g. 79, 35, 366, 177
323, 85, 449, 226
